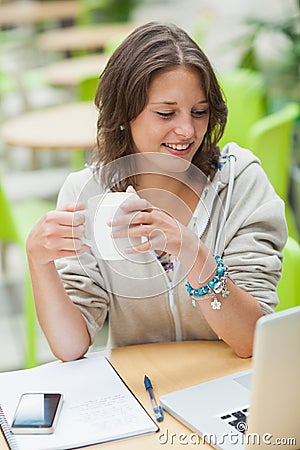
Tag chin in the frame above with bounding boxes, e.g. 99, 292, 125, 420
139, 152, 192, 174
161, 155, 191, 173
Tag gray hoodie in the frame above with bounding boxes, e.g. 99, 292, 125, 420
55, 143, 287, 347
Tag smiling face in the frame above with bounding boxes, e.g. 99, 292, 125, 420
130, 65, 209, 170
95, 23, 228, 191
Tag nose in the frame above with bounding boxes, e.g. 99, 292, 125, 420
174, 114, 194, 138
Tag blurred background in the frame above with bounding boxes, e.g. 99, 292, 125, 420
0, 0, 299, 371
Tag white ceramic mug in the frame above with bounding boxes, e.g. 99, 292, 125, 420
80, 192, 139, 260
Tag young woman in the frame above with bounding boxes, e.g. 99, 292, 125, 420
26, 22, 287, 362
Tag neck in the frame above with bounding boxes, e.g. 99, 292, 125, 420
136, 173, 184, 195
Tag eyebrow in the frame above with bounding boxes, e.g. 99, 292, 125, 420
149, 100, 208, 106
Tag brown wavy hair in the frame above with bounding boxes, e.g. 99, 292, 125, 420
93, 22, 228, 190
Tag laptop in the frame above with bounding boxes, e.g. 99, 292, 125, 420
160, 306, 300, 450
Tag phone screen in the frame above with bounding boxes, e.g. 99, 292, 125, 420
11, 393, 63, 434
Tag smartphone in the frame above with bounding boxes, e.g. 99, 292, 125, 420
11, 393, 63, 434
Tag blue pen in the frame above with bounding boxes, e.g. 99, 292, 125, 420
144, 375, 164, 422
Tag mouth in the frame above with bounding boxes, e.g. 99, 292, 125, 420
163, 142, 192, 156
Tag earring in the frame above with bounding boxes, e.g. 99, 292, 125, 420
119, 124, 125, 131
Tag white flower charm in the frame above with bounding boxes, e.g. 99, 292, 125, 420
211, 298, 222, 310
222, 287, 230, 298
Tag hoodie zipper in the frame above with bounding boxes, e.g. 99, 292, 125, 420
165, 265, 182, 342
153, 152, 236, 342
152, 251, 182, 342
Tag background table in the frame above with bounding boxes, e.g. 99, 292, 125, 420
0, 341, 252, 450
0, 101, 97, 169
36, 22, 135, 52
1, 101, 97, 150
0, 0, 79, 27
41, 53, 108, 87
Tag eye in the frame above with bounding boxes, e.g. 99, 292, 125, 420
156, 111, 174, 119
192, 109, 209, 118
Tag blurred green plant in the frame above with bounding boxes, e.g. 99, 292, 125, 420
233, 0, 299, 105
78, 0, 140, 24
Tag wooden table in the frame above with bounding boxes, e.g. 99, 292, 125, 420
0, 341, 251, 450
0, 101, 97, 150
106, 341, 252, 449
36, 22, 135, 52
0, 341, 251, 449
0, 0, 79, 27
41, 53, 109, 87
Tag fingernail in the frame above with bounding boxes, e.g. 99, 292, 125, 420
125, 247, 134, 254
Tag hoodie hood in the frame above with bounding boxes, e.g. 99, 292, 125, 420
218, 142, 262, 190
191, 142, 273, 257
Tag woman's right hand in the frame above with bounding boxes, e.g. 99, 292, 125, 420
26, 203, 90, 265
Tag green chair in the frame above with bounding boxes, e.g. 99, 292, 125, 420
277, 236, 300, 311
248, 102, 299, 202
248, 102, 299, 240
219, 68, 299, 239
218, 69, 266, 149
0, 172, 54, 368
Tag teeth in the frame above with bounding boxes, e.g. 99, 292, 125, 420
165, 143, 190, 151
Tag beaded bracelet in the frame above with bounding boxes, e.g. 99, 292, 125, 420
185, 256, 229, 310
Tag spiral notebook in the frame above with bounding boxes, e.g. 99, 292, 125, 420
0, 405, 19, 450
0, 354, 158, 450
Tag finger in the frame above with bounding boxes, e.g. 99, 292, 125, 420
60, 220, 85, 233
64, 237, 89, 253
57, 202, 86, 213
126, 185, 137, 194
111, 204, 159, 228
55, 245, 90, 259
125, 238, 152, 254
41, 210, 84, 228
117, 208, 167, 229
44, 223, 85, 241
118, 197, 151, 214
73, 241, 91, 252
110, 210, 152, 230
70, 224, 85, 239
112, 225, 168, 254
72, 211, 86, 226
111, 223, 152, 239
128, 211, 153, 226
76, 244, 91, 255
44, 236, 82, 252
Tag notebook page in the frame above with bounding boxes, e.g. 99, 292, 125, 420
0, 355, 158, 450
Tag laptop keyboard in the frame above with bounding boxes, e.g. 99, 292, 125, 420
220, 407, 249, 433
